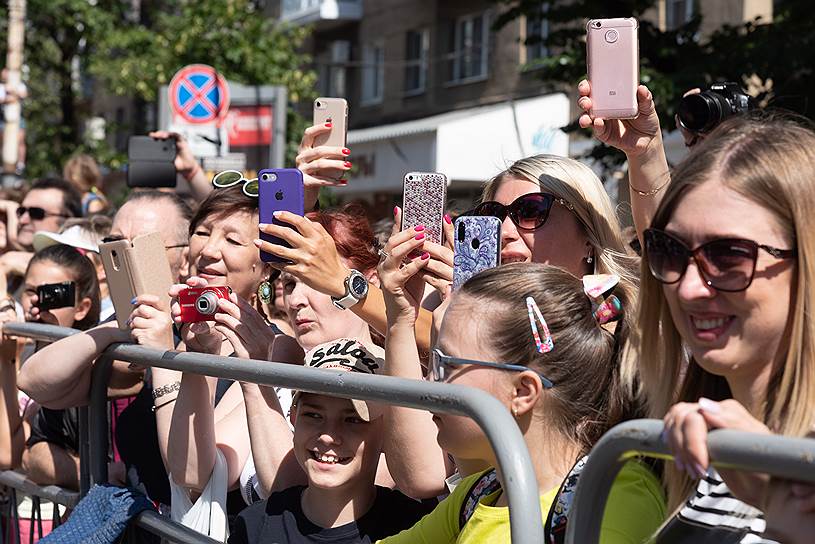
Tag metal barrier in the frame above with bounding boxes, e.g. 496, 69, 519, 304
565, 418, 815, 544
6, 322, 544, 543
0, 470, 78, 543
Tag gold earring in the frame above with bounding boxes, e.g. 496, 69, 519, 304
257, 280, 272, 304
512, 406, 519, 418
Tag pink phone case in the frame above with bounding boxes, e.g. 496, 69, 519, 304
401, 172, 448, 247
313, 97, 348, 148
587, 18, 639, 119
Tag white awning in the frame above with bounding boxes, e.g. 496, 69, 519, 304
340, 93, 570, 195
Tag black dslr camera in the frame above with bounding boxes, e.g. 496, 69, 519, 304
37, 282, 76, 311
677, 82, 754, 134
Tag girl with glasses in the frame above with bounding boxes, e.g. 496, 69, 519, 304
637, 114, 815, 543
378, 262, 665, 543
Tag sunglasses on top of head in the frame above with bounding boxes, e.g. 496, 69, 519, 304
644, 228, 797, 293
472, 192, 574, 231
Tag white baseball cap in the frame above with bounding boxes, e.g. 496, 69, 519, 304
33, 225, 101, 254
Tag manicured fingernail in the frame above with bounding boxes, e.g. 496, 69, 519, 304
338, 179, 348, 185
272, 211, 282, 217
342, 148, 350, 155
393, 206, 399, 216
325, 122, 332, 128
694, 463, 707, 479
698, 397, 720, 414
414, 225, 425, 232
254, 239, 263, 247
421, 252, 430, 260
344, 161, 352, 168
415, 233, 425, 240
258, 223, 268, 228
130, 297, 137, 304
444, 214, 452, 225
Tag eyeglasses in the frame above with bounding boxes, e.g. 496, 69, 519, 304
101, 235, 188, 251
644, 228, 797, 292
472, 192, 574, 231
430, 348, 554, 388
16, 206, 68, 221
212, 170, 258, 197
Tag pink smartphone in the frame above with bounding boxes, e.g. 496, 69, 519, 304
313, 97, 348, 148
586, 17, 639, 119
401, 172, 448, 249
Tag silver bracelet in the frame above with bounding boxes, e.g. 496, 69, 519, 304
152, 381, 181, 400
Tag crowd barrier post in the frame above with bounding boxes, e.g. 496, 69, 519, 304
564, 418, 815, 544
5, 322, 545, 544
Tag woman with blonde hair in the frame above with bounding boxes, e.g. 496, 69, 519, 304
638, 113, 815, 542
63, 154, 109, 214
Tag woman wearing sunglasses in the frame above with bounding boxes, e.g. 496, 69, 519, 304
378, 262, 665, 543
637, 114, 815, 543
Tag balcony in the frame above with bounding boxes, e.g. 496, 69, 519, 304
281, 0, 363, 27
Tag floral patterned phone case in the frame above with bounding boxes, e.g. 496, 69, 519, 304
401, 172, 448, 247
453, 216, 502, 290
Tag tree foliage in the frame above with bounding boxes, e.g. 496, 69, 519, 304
0, 0, 315, 179
492, 0, 812, 171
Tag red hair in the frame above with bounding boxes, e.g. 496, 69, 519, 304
306, 205, 379, 273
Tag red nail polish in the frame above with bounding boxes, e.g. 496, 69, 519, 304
414, 225, 425, 232
339, 180, 348, 186
444, 214, 452, 225
393, 206, 399, 217
342, 148, 351, 155
421, 252, 430, 260
344, 161, 352, 168
325, 122, 332, 128
415, 233, 425, 240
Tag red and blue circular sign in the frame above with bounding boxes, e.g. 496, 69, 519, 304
168, 64, 231, 125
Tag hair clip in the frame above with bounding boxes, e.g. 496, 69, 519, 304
526, 296, 554, 354
582, 274, 623, 325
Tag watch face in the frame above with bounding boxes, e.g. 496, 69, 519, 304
350, 274, 368, 297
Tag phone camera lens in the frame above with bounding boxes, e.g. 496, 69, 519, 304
316, 101, 322, 108
593, 21, 602, 28
457, 223, 466, 243
261, 172, 278, 182
605, 29, 619, 43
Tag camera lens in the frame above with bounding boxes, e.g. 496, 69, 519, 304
195, 292, 220, 315
457, 222, 466, 243
605, 29, 618, 43
677, 92, 728, 134
593, 21, 602, 28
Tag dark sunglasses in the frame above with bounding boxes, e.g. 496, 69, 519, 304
472, 192, 573, 231
101, 235, 188, 251
644, 228, 797, 292
430, 348, 554, 388
16, 206, 68, 221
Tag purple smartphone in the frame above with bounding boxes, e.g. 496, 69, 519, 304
258, 168, 305, 263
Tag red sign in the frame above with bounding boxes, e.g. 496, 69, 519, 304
225, 105, 273, 147
168, 64, 231, 126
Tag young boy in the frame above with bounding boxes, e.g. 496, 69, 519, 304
229, 338, 433, 543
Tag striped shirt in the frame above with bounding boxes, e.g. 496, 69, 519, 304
656, 469, 778, 543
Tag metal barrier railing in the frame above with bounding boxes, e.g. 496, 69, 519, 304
0, 470, 78, 543
6, 322, 544, 544
565, 418, 815, 544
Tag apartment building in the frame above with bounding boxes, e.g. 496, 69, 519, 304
278, 0, 773, 208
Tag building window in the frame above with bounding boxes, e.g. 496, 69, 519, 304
319, 40, 350, 97
404, 29, 429, 95
666, 0, 694, 30
361, 41, 384, 105
448, 12, 490, 84
522, 3, 550, 68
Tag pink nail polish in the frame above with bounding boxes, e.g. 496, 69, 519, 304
415, 233, 425, 240
325, 122, 332, 128
421, 252, 430, 260
443, 214, 452, 225
414, 225, 425, 232
393, 206, 399, 217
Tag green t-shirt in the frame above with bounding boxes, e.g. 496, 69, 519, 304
378, 459, 666, 544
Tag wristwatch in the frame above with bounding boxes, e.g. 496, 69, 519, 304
332, 270, 369, 310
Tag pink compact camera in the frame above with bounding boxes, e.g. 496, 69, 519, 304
178, 286, 232, 323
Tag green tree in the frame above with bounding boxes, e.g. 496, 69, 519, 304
492, 0, 808, 172
0, 0, 315, 180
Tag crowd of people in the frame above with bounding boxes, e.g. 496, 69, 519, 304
0, 75, 812, 544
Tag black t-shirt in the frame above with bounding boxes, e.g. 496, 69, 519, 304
229, 486, 434, 544
26, 406, 80, 453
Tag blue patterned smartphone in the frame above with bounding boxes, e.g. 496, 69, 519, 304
453, 216, 502, 290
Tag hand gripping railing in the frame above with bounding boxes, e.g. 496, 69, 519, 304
6, 322, 544, 544
565, 418, 815, 544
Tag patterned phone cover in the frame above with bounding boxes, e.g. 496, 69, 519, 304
258, 168, 305, 263
401, 172, 448, 245
453, 216, 502, 290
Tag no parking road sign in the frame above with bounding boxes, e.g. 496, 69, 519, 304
168, 64, 231, 126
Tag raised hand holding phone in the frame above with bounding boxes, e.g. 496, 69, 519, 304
401, 172, 448, 257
